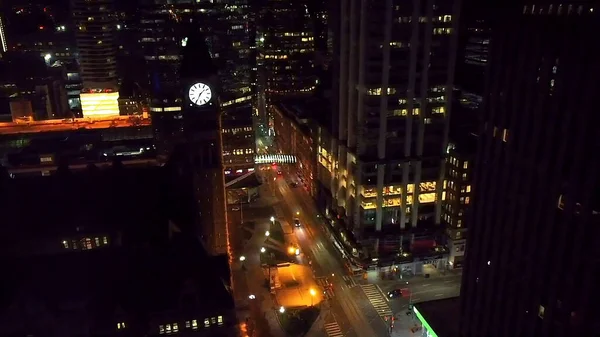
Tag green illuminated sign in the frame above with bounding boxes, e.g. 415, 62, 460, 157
413, 307, 439, 337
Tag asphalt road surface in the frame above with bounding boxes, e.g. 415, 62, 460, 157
261, 169, 392, 337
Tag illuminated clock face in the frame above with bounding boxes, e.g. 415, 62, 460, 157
188, 82, 212, 106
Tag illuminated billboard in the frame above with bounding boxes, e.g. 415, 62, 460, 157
414, 306, 439, 337
81, 92, 120, 117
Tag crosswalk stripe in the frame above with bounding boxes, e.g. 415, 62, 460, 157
360, 284, 393, 318
317, 279, 335, 299
324, 322, 343, 337
342, 275, 357, 287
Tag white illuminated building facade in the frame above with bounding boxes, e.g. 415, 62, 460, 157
72, 0, 119, 119
80, 89, 120, 118
0, 15, 7, 55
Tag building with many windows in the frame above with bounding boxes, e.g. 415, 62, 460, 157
460, 3, 600, 336
71, 0, 118, 90
71, 0, 120, 118
441, 135, 474, 269
222, 107, 255, 178
322, 0, 460, 256
270, 101, 316, 197
140, 0, 254, 170
257, 0, 316, 117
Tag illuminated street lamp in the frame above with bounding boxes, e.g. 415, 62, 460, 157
239, 256, 246, 262
309, 288, 316, 306
265, 230, 270, 237
279, 306, 285, 313
248, 294, 256, 300
288, 246, 296, 255
270, 216, 275, 224
295, 248, 300, 256
260, 247, 266, 253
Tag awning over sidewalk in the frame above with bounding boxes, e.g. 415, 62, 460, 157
226, 172, 261, 189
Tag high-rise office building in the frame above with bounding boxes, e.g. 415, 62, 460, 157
324, 0, 460, 249
71, 0, 119, 117
461, 3, 600, 336
257, 0, 316, 118
441, 0, 489, 269
71, 0, 118, 90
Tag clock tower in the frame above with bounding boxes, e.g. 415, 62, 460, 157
178, 32, 228, 257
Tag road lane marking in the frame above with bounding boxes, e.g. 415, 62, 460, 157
342, 275, 357, 287
422, 284, 430, 287
360, 284, 393, 318
317, 278, 335, 299
434, 293, 444, 297
324, 322, 344, 337
375, 284, 390, 302
411, 287, 453, 295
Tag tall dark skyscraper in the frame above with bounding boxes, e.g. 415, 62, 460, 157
177, 31, 228, 256
256, 0, 316, 121
461, 3, 600, 336
71, 0, 120, 118
71, 0, 118, 90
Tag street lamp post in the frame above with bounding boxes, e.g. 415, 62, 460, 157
309, 288, 316, 306
240, 197, 243, 224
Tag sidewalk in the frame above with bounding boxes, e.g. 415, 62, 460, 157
388, 310, 422, 337
231, 204, 287, 337
248, 177, 279, 209
359, 267, 463, 287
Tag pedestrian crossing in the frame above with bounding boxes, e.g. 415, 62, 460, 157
317, 278, 335, 299
342, 275, 357, 287
360, 284, 393, 319
324, 322, 343, 337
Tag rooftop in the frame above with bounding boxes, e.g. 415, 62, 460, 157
0, 164, 235, 335
1, 240, 234, 335
414, 296, 461, 337
0, 116, 152, 135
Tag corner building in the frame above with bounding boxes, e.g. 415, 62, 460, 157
461, 3, 600, 336
326, 0, 460, 240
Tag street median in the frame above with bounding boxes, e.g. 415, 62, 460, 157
266, 220, 286, 245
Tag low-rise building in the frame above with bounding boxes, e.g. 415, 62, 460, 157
0, 164, 236, 336
270, 100, 316, 197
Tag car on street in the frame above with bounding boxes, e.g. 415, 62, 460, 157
387, 289, 403, 299
294, 218, 301, 227
277, 170, 283, 175
289, 182, 297, 187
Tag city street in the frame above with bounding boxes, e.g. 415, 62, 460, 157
266, 165, 463, 337
261, 168, 388, 337
230, 162, 462, 337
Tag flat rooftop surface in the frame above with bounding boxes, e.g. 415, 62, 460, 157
414, 296, 461, 337
0, 117, 151, 135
